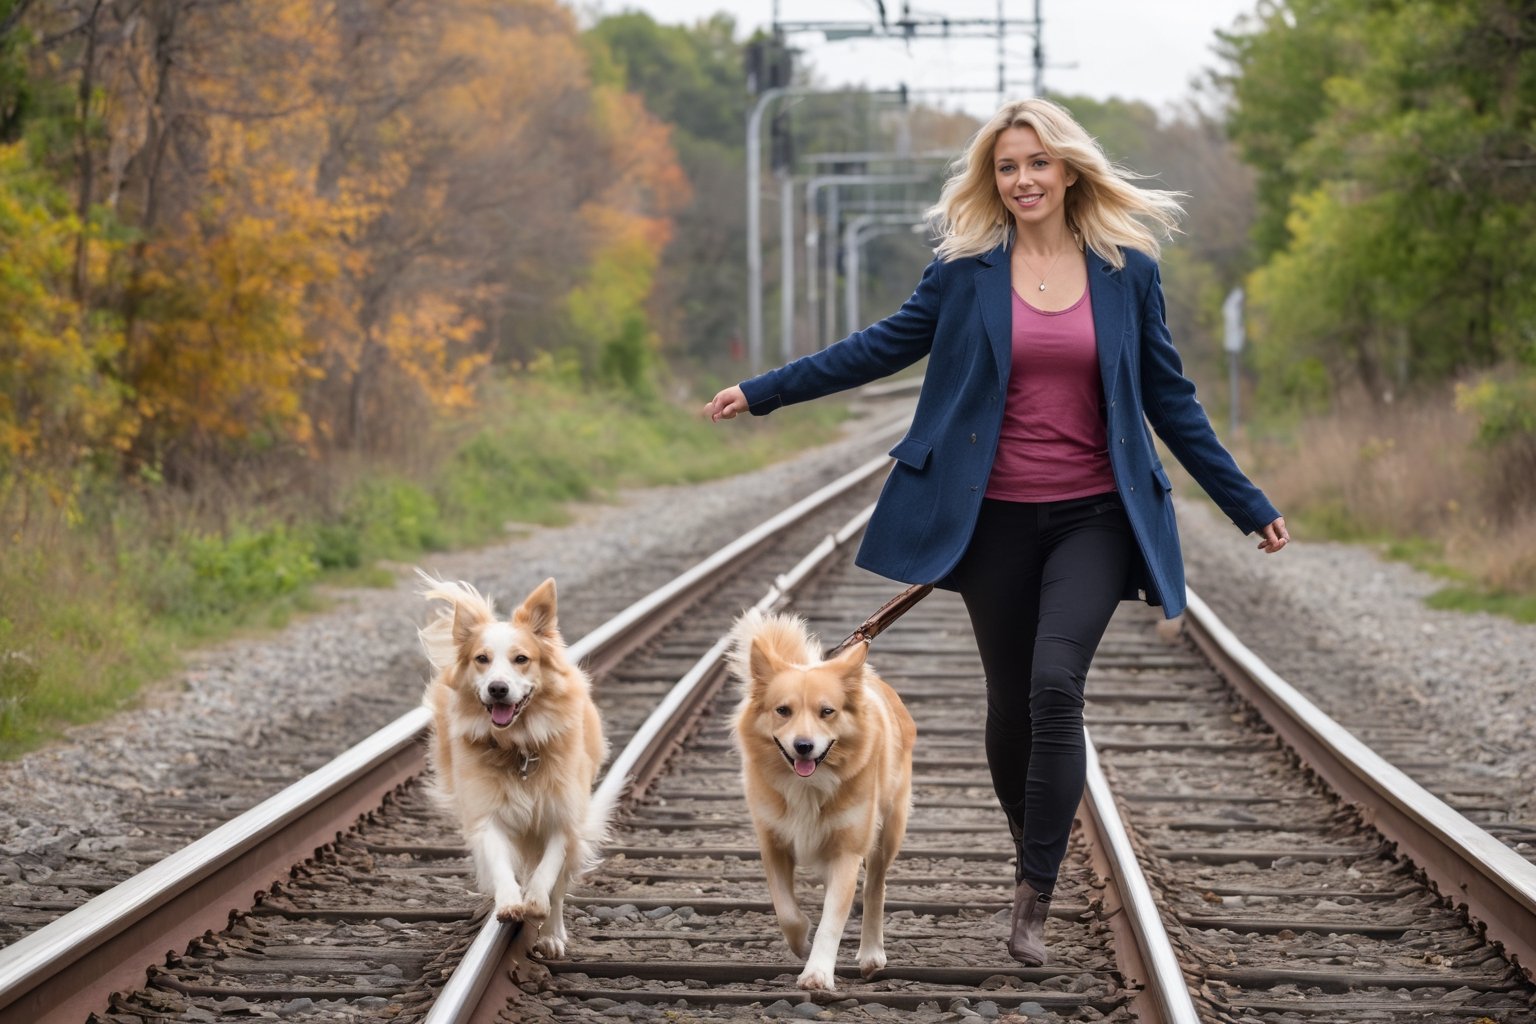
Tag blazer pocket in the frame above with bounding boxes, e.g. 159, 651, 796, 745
1152, 464, 1173, 492
889, 436, 933, 470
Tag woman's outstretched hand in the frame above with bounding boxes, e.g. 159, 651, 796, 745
1257, 516, 1289, 554
704, 386, 748, 422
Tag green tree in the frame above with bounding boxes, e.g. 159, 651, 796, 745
1214, 0, 1348, 259
586, 13, 752, 363
0, 0, 38, 140
586, 12, 748, 144
1222, 0, 1536, 406
1064, 95, 1257, 400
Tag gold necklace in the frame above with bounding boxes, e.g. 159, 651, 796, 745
1017, 247, 1066, 292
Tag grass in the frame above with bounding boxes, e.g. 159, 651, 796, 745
0, 372, 850, 759
1423, 586, 1536, 623
1232, 385, 1536, 625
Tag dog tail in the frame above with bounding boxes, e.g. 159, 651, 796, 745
725, 607, 821, 688
574, 782, 619, 880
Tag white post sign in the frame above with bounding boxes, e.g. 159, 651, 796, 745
1222, 287, 1244, 435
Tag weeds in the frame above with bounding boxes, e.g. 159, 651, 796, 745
0, 373, 847, 757
1241, 384, 1536, 620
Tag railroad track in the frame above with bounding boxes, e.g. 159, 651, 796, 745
421, 562, 1536, 1023
0, 438, 897, 1024
1095, 600, 1536, 1022
530, 572, 1159, 1020
2, 433, 1535, 1022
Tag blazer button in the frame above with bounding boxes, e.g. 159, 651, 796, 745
1119, 437, 1125, 444
969, 433, 977, 444
970, 485, 978, 492
1130, 485, 1136, 493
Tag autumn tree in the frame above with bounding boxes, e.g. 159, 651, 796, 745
0, 0, 693, 490
586, 12, 748, 363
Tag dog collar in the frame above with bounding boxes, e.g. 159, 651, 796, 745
485, 733, 541, 779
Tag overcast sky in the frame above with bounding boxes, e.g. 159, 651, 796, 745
586, 0, 1262, 119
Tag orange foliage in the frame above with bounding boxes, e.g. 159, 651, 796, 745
8, 0, 692, 476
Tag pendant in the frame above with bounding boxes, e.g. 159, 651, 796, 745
1038, 282, 1047, 291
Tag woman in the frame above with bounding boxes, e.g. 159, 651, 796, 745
704, 97, 1288, 967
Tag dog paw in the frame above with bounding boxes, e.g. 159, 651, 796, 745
494, 896, 550, 925
780, 917, 812, 960
495, 902, 540, 924
532, 934, 567, 960
796, 962, 838, 992
858, 947, 886, 978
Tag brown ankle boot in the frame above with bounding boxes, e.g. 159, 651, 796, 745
1008, 879, 1050, 966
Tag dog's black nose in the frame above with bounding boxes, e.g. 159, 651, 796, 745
794, 739, 814, 757
487, 681, 509, 701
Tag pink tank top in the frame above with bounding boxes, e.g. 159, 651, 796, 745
985, 288, 1115, 502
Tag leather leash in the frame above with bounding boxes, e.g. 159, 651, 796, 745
825, 583, 935, 657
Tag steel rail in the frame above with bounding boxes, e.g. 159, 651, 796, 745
0, 711, 427, 1024
0, 438, 900, 1024
423, 506, 876, 1024
1182, 586, 1536, 980
1079, 734, 1202, 1024
563, 443, 896, 679
434, 502, 1200, 1023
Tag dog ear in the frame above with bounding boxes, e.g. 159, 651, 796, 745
451, 599, 489, 649
827, 640, 868, 691
513, 577, 560, 639
748, 635, 789, 690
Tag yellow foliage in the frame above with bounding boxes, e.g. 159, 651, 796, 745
560, 82, 691, 361
8, 0, 691, 471
590, 84, 693, 229
0, 143, 120, 470
124, 115, 347, 452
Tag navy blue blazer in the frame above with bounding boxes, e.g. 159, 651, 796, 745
739, 243, 1280, 619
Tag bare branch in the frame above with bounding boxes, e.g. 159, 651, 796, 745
0, 0, 39, 39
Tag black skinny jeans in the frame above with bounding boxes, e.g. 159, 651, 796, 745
951, 492, 1136, 894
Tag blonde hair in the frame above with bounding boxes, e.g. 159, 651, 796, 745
927, 98, 1185, 268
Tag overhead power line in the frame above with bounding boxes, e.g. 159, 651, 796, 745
775, 1, 1047, 101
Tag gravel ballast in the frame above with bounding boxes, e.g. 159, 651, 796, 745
2, 424, 1532, 935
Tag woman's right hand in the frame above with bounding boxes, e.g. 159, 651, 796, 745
704, 386, 748, 422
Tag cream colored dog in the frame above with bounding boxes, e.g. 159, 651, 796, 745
419, 574, 610, 959
728, 609, 916, 991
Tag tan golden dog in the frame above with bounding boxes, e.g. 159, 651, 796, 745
419, 574, 610, 959
728, 609, 916, 991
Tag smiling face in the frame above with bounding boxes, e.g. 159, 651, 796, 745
450, 577, 560, 732
747, 640, 868, 779
993, 123, 1077, 232
459, 619, 540, 728
762, 671, 845, 777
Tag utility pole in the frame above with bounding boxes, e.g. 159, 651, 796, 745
997, 0, 1005, 106
844, 212, 929, 334
1034, 0, 1045, 96
803, 171, 932, 347
745, 84, 806, 375
747, 88, 906, 373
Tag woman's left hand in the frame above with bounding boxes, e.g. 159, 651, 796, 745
1257, 517, 1289, 554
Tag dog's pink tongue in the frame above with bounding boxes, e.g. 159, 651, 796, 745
491, 704, 516, 727
794, 758, 817, 777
